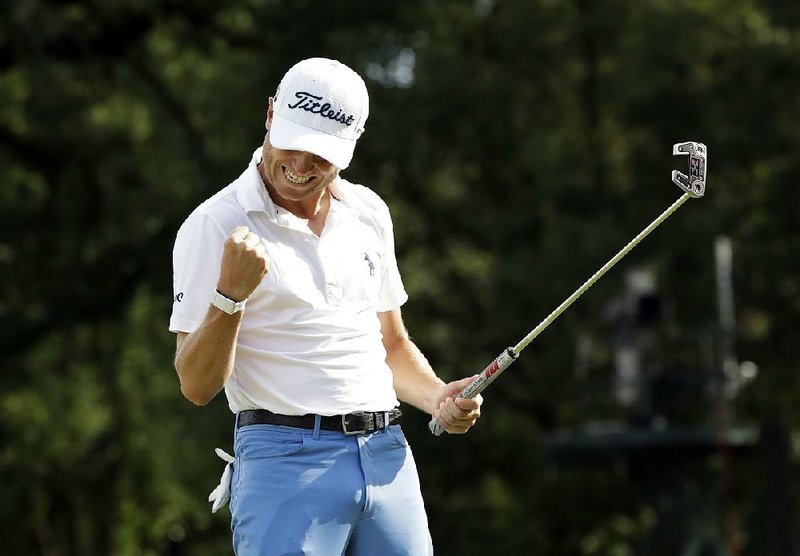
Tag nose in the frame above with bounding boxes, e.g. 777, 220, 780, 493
289, 151, 316, 175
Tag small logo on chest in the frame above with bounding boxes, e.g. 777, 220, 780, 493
364, 252, 375, 277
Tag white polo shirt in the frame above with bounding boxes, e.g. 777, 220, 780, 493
170, 149, 408, 415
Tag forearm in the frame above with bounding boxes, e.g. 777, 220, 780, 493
175, 307, 243, 406
386, 335, 446, 416
379, 309, 482, 433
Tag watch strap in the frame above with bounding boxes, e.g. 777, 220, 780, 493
211, 290, 247, 314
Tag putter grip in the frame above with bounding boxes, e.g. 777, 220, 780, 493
428, 348, 518, 436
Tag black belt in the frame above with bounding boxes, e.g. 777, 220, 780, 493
237, 408, 402, 435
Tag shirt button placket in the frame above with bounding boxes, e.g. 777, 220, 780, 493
317, 235, 342, 306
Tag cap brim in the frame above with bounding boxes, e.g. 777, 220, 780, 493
269, 113, 356, 170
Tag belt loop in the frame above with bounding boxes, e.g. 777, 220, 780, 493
383, 411, 389, 430
313, 414, 321, 440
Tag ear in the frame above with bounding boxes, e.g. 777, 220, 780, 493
266, 97, 275, 130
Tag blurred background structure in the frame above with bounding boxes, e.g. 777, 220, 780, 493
2, 1, 799, 554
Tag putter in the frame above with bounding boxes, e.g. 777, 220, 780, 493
429, 141, 708, 436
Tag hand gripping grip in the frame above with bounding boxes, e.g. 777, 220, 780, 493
428, 348, 518, 436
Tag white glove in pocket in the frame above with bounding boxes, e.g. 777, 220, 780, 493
208, 448, 235, 513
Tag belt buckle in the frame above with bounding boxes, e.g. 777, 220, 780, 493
342, 412, 369, 435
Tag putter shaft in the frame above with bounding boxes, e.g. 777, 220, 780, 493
429, 192, 693, 436
513, 192, 690, 354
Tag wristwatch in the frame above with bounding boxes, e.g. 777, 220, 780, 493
210, 290, 247, 314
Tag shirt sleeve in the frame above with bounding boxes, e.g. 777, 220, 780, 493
169, 212, 227, 333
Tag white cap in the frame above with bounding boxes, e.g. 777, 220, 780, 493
270, 58, 369, 170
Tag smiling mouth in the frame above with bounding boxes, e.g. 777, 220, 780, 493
283, 167, 313, 185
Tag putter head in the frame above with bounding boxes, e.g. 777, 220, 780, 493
672, 141, 707, 198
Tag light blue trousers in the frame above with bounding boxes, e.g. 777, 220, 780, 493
229, 419, 433, 556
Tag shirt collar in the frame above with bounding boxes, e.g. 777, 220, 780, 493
235, 149, 278, 219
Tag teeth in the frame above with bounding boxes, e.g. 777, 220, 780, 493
284, 168, 311, 184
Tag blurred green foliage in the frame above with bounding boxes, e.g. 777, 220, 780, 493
2, 0, 799, 554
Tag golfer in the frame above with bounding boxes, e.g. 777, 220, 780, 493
170, 57, 482, 555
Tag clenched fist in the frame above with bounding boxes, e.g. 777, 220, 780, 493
216, 226, 269, 302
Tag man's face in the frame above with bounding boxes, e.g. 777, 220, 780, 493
260, 98, 339, 206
